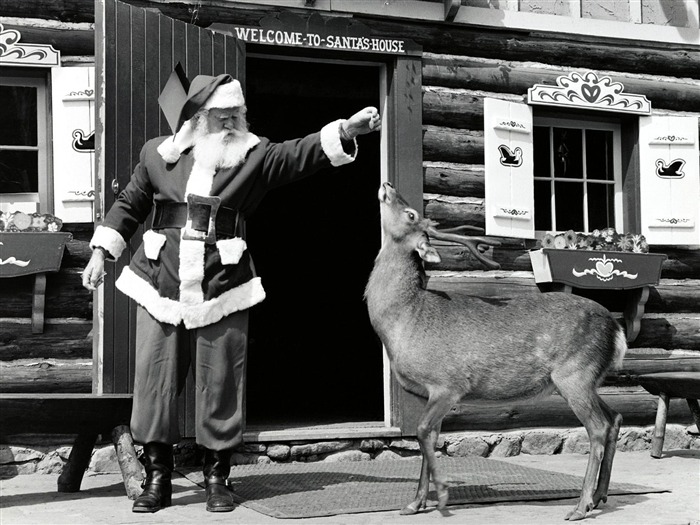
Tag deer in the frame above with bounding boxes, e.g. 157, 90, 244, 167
364, 182, 627, 521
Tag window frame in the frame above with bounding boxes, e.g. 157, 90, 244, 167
533, 114, 623, 237
0, 68, 52, 213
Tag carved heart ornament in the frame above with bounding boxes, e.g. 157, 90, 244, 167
595, 260, 614, 277
581, 83, 601, 103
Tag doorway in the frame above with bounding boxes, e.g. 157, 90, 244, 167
244, 55, 384, 428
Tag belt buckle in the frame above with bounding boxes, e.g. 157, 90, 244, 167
182, 194, 221, 244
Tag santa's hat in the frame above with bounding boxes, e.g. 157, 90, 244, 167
157, 70, 246, 163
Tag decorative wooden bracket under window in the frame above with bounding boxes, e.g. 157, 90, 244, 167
0, 231, 72, 333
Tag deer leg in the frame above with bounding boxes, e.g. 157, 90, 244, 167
592, 400, 622, 508
556, 382, 611, 521
400, 393, 456, 515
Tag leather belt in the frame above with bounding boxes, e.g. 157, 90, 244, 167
152, 198, 238, 243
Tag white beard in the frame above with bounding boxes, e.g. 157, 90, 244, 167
192, 128, 251, 170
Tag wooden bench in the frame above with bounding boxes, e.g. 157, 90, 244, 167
636, 372, 700, 458
0, 393, 143, 498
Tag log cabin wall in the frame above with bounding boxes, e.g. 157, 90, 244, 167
1, 0, 698, 429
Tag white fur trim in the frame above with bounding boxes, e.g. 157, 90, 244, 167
178, 237, 205, 304
217, 237, 247, 265
115, 266, 266, 329
321, 119, 357, 167
143, 230, 166, 260
90, 225, 127, 259
157, 120, 196, 163
203, 79, 245, 109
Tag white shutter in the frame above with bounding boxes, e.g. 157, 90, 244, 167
51, 66, 95, 223
484, 98, 535, 239
639, 115, 699, 245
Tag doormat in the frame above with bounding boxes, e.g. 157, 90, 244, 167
216, 457, 665, 519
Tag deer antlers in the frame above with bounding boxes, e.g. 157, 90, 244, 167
426, 225, 502, 270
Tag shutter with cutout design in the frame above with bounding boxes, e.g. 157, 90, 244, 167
639, 115, 700, 245
484, 98, 535, 239
51, 66, 96, 223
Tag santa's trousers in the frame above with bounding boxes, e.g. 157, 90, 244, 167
130, 305, 248, 451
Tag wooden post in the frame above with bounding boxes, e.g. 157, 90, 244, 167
111, 425, 144, 500
31, 273, 47, 334
57, 432, 98, 492
624, 286, 650, 344
687, 398, 700, 433
651, 392, 670, 459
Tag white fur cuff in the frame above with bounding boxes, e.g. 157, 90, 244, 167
90, 225, 127, 259
143, 230, 166, 260
321, 119, 357, 167
217, 237, 247, 265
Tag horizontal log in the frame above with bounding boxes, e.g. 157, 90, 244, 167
423, 54, 700, 114
0, 394, 132, 438
0, 21, 94, 57
423, 162, 484, 198
632, 315, 700, 351
427, 274, 700, 314
0, 358, 92, 393
614, 352, 700, 377
422, 87, 492, 130
361, 15, 699, 79
424, 197, 485, 229
443, 388, 693, 431
0, 271, 92, 319
0, 320, 92, 361
5, 0, 699, 79
423, 125, 483, 163
657, 247, 700, 279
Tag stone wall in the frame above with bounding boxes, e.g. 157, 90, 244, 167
1, 424, 697, 477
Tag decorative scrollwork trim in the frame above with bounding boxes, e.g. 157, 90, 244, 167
527, 70, 651, 115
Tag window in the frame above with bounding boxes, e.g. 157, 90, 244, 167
0, 69, 51, 214
533, 117, 622, 234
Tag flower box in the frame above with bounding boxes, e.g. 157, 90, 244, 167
0, 231, 73, 278
529, 248, 666, 290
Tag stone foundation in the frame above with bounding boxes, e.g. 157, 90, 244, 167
1, 424, 698, 477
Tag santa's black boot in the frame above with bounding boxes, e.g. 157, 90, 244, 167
203, 448, 235, 512
132, 442, 173, 513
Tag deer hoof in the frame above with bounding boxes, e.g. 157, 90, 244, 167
436, 489, 449, 510
400, 502, 421, 515
565, 508, 587, 521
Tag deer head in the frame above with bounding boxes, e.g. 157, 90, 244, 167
378, 182, 501, 270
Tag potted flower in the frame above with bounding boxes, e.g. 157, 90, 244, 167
529, 228, 666, 290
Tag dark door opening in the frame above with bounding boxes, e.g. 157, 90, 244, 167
244, 56, 383, 428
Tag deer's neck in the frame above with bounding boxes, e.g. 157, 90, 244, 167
365, 245, 425, 342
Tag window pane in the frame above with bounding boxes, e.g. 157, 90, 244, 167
586, 130, 613, 181
534, 180, 552, 231
0, 86, 38, 146
587, 182, 615, 231
0, 150, 39, 193
555, 181, 584, 231
533, 126, 551, 178
553, 128, 582, 179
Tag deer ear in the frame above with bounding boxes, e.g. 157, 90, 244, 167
416, 239, 441, 263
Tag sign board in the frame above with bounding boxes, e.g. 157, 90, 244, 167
210, 12, 420, 56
